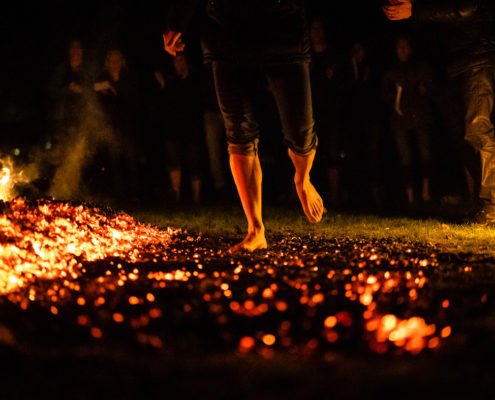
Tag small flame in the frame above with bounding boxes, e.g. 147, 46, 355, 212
0, 156, 31, 202
0, 162, 13, 201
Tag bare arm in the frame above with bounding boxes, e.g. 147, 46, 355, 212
383, 0, 478, 23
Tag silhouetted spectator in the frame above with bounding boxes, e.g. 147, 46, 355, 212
382, 36, 434, 206
340, 40, 383, 206
154, 53, 203, 205
47, 39, 106, 200
383, 0, 495, 224
94, 49, 140, 198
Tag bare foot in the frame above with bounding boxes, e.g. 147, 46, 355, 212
295, 180, 325, 223
229, 231, 268, 253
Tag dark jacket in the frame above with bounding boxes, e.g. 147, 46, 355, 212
382, 61, 434, 131
96, 71, 137, 137
48, 61, 97, 125
166, 0, 311, 64
413, 0, 495, 77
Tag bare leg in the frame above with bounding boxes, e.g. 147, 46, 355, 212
288, 149, 325, 223
406, 186, 414, 205
229, 153, 267, 252
422, 178, 431, 202
191, 178, 201, 204
169, 169, 181, 203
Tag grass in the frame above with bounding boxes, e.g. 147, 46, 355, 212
131, 202, 495, 258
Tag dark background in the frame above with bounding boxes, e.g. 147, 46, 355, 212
0, 0, 462, 206
0, 0, 415, 144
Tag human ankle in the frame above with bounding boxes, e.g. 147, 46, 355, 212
294, 175, 310, 187
248, 225, 265, 236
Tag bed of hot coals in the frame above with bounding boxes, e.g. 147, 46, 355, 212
1, 197, 492, 365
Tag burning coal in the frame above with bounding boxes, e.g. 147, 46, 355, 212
0, 197, 178, 295
0, 196, 457, 357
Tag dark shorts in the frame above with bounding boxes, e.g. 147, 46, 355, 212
212, 61, 318, 156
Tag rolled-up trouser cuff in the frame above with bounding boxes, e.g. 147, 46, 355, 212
228, 138, 260, 156
286, 136, 318, 157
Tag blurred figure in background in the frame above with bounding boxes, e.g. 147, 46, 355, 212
340, 40, 383, 207
47, 39, 102, 200
382, 35, 434, 207
94, 49, 140, 199
154, 53, 203, 205
384, 0, 495, 223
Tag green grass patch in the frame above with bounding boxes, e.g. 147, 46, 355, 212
132, 205, 495, 257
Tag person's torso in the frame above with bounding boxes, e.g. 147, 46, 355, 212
200, 0, 310, 63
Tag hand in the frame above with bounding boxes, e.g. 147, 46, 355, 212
154, 71, 166, 89
383, 0, 413, 21
68, 82, 83, 94
94, 80, 116, 94
163, 30, 185, 56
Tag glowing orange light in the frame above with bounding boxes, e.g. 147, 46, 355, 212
113, 313, 124, 323
239, 336, 256, 352
324, 316, 337, 329
149, 308, 162, 319
428, 337, 440, 349
77, 315, 90, 326
275, 301, 288, 312
128, 296, 140, 305
325, 331, 339, 343
146, 293, 155, 302
262, 334, 276, 346
441, 326, 452, 338
90, 327, 103, 339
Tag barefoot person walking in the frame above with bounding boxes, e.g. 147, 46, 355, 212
163, 0, 325, 251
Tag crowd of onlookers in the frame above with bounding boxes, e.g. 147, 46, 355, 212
25, 13, 476, 212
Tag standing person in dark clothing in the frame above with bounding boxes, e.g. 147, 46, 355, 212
164, 0, 325, 252
384, 0, 495, 223
48, 39, 101, 200
340, 40, 383, 206
154, 53, 203, 205
49, 40, 96, 135
382, 35, 434, 206
94, 49, 139, 198
309, 15, 342, 208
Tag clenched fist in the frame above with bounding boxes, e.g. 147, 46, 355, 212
383, 0, 413, 21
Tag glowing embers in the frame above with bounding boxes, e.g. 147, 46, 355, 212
0, 225, 457, 358
225, 240, 451, 357
349, 270, 447, 354
0, 198, 178, 294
